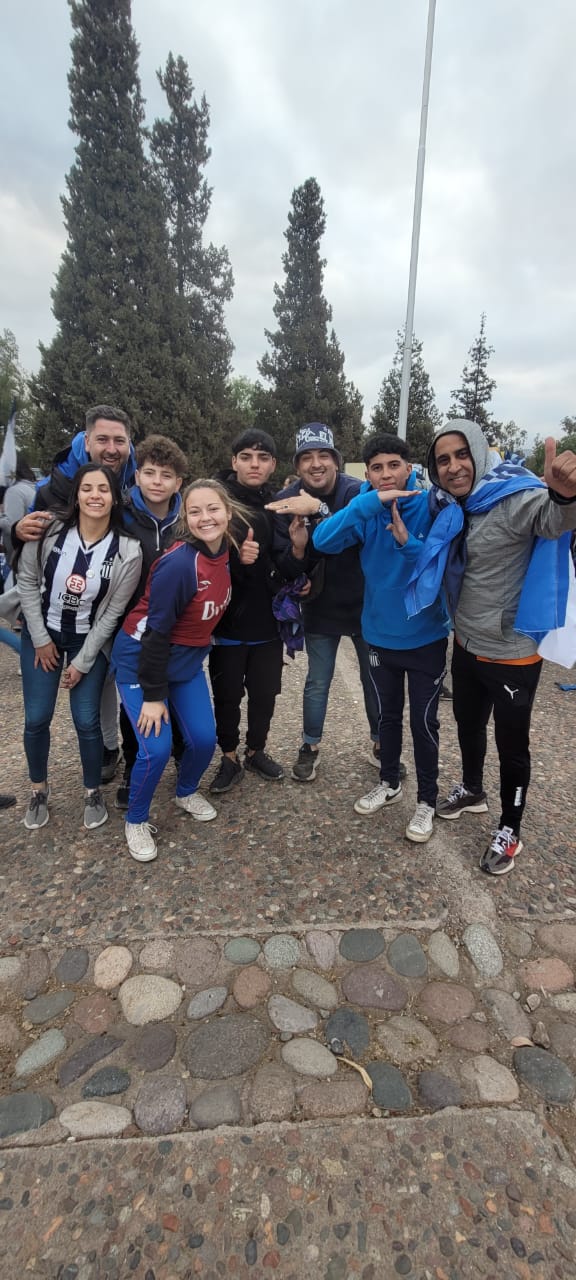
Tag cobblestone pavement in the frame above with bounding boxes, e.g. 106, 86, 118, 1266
0, 639, 575, 1277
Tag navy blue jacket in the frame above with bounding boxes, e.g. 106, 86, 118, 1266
272, 473, 365, 635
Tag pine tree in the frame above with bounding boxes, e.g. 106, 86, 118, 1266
151, 53, 234, 467
255, 178, 364, 466
0, 330, 33, 448
29, 0, 188, 459
449, 313, 496, 427
371, 330, 442, 465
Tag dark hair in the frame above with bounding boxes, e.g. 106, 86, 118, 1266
135, 433, 188, 477
15, 454, 36, 483
62, 464, 125, 533
231, 428, 277, 459
362, 433, 411, 465
85, 404, 131, 435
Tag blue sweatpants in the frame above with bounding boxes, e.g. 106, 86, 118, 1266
117, 668, 216, 823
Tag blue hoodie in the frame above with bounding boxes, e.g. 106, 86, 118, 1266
34, 431, 137, 509
312, 475, 450, 650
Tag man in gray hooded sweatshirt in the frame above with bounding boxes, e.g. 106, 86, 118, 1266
424, 421, 576, 875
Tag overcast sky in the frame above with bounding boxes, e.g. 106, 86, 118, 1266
2, 0, 575, 441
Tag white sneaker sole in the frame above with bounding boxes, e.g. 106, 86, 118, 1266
436, 800, 489, 820
175, 795, 217, 822
127, 844, 158, 863
24, 811, 50, 830
405, 823, 434, 843
353, 787, 403, 816
84, 810, 109, 829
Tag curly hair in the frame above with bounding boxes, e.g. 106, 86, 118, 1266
135, 434, 188, 477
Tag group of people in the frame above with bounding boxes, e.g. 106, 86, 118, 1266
1, 403, 575, 877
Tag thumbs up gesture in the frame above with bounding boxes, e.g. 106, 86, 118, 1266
544, 437, 576, 500
239, 525, 260, 564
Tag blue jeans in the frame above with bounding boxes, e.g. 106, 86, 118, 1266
118, 667, 216, 824
0, 624, 21, 655
20, 624, 108, 789
303, 632, 380, 745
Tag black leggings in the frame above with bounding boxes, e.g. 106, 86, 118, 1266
452, 642, 543, 835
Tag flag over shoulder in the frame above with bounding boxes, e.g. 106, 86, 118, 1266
0, 402, 17, 487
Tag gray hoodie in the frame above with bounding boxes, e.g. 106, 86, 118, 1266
427, 420, 576, 660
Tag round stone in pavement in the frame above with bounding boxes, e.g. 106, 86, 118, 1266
232, 966, 271, 1010
224, 937, 260, 965
481, 988, 531, 1041
505, 924, 533, 959
128, 1023, 177, 1072
93, 945, 133, 989
134, 1075, 187, 1134
0, 1015, 20, 1050
281, 1038, 338, 1078
446, 1020, 490, 1053
59, 1101, 132, 1139
299, 1076, 368, 1119
418, 1070, 463, 1110
536, 922, 576, 961
15, 1029, 67, 1078
462, 924, 503, 978
82, 1067, 131, 1098
72, 993, 117, 1034
460, 1055, 519, 1103
24, 990, 75, 1026
520, 957, 574, 994
305, 930, 336, 971
183, 1013, 270, 1079
546, 1018, 576, 1062
339, 929, 385, 962
417, 981, 475, 1024
119, 975, 183, 1025
513, 1046, 576, 1104
263, 935, 300, 969
376, 1015, 438, 1065
0, 957, 23, 987
189, 1084, 242, 1129
174, 937, 220, 989
367, 1062, 412, 1111
427, 931, 459, 978
341, 966, 408, 1011
249, 1064, 295, 1123
186, 987, 228, 1020
268, 994, 317, 1033
0, 1092, 55, 1139
324, 1008, 370, 1057
387, 934, 427, 978
18, 948, 51, 1000
54, 947, 89, 984
138, 940, 174, 973
291, 968, 338, 1010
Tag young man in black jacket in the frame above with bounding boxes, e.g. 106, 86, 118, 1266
267, 423, 380, 781
208, 429, 286, 793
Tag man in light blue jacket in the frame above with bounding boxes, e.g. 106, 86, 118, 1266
312, 434, 450, 844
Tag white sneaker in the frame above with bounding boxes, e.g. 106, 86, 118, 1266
125, 821, 158, 862
175, 792, 217, 822
353, 781, 403, 815
406, 802, 435, 843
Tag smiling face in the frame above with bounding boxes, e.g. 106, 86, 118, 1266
365, 452, 412, 493
433, 433, 475, 498
136, 462, 182, 516
232, 447, 277, 488
295, 449, 339, 495
76, 469, 114, 522
85, 418, 131, 473
185, 487, 229, 551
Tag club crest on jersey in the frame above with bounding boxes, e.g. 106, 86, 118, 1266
66, 572, 86, 594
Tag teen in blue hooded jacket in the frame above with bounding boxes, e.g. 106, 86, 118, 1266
312, 433, 450, 845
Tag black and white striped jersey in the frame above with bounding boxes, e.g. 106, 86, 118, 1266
43, 526, 120, 635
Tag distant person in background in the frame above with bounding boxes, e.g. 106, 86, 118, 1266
0, 455, 36, 574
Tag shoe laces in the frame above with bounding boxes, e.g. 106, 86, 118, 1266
365, 781, 392, 802
85, 789, 103, 808
490, 826, 517, 854
447, 782, 468, 803
411, 801, 433, 828
28, 791, 47, 815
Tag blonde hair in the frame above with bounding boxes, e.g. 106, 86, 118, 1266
176, 478, 251, 553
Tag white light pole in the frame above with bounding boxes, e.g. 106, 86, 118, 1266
397, 0, 437, 440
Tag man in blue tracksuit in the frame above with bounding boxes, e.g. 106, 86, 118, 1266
312, 433, 450, 843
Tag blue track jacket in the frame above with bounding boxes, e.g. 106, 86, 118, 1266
312, 479, 450, 650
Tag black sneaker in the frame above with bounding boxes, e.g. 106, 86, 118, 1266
115, 765, 132, 810
436, 782, 489, 820
480, 826, 523, 875
209, 756, 243, 794
101, 747, 120, 784
244, 750, 284, 781
291, 744, 319, 782
438, 683, 453, 700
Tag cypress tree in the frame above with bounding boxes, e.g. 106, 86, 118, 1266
151, 53, 234, 467
449, 313, 496, 427
371, 330, 442, 465
255, 178, 364, 465
30, 0, 186, 454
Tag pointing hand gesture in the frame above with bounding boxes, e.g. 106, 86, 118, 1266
239, 527, 260, 564
544, 437, 576, 499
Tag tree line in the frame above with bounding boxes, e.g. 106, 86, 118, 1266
1, 0, 572, 475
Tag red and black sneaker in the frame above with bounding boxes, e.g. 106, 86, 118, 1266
480, 826, 523, 876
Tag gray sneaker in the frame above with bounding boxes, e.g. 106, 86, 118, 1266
436, 782, 488, 820
291, 744, 319, 782
84, 789, 109, 829
24, 790, 50, 830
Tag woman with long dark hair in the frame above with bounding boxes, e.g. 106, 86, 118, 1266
16, 463, 142, 831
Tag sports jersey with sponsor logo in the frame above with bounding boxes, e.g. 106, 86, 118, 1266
43, 526, 119, 635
